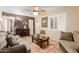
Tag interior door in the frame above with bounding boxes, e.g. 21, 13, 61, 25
29, 20, 33, 36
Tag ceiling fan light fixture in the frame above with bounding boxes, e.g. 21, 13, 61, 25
33, 11, 38, 15
34, 7, 39, 11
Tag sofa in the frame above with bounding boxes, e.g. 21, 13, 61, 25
0, 31, 31, 53
59, 31, 79, 53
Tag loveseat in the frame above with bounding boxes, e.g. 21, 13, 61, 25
59, 31, 79, 53
0, 31, 31, 53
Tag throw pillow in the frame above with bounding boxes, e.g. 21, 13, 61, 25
73, 31, 79, 44
6, 34, 19, 46
60, 32, 74, 41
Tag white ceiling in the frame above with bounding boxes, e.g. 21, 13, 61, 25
0, 6, 62, 17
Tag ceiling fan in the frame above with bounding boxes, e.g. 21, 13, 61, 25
25, 6, 46, 15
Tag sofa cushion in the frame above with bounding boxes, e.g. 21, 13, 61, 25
19, 37, 31, 52
0, 44, 27, 53
60, 32, 74, 41
73, 31, 79, 45
13, 35, 20, 40
0, 31, 7, 37
60, 40, 78, 53
16, 38, 24, 44
6, 34, 19, 46
0, 36, 7, 49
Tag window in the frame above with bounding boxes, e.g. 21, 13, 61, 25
49, 16, 58, 30
50, 17, 53, 29
48, 13, 67, 32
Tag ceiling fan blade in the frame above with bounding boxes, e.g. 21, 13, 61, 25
24, 6, 46, 15
33, 6, 39, 11
40, 9, 46, 12
26, 9, 33, 12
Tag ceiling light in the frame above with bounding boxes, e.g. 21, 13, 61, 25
33, 11, 38, 15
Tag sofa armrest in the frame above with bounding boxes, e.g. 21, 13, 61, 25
0, 44, 28, 53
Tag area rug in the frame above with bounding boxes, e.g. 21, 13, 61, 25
22, 36, 63, 53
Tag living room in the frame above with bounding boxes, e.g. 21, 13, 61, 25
0, 6, 79, 53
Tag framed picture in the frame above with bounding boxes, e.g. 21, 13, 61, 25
42, 17, 48, 27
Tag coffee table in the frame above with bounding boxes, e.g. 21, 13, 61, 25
32, 35, 49, 48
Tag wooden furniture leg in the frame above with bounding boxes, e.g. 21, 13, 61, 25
32, 36, 33, 42
47, 37, 49, 45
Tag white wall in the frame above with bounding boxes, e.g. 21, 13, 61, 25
29, 20, 33, 35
